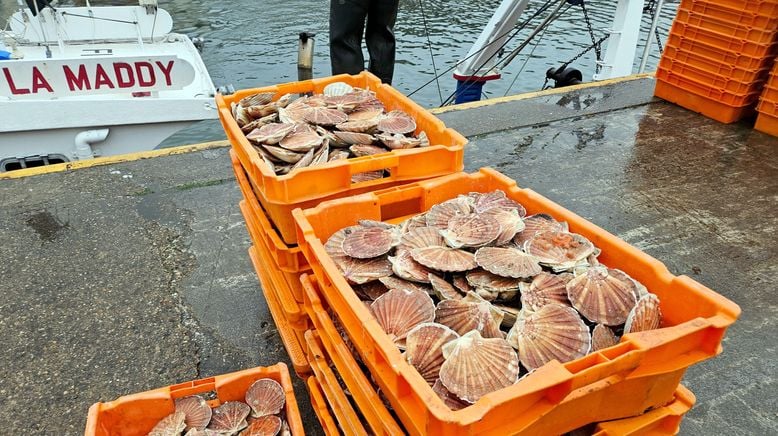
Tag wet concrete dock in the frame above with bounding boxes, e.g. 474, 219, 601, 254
1, 76, 775, 435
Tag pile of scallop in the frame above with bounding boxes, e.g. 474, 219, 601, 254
324, 190, 663, 409
148, 378, 289, 436
231, 82, 428, 180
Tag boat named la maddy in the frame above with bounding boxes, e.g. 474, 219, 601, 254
0, 0, 217, 171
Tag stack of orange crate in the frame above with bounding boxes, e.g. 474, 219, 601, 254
656, 0, 778, 123
755, 58, 778, 134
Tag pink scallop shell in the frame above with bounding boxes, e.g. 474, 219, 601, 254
389, 249, 434, 283
480, 207, 525, 246
278, 124, 323, 152
245, 378, 285, 418
474, 246, 542, 278
332, 130, 375, 145
378, 275, 432, 294
207, 401, 250, 434
513, 214, 568, 246
432, 379, 470, 411
336, 118, 379, 133
302, 106, 349, 126
240, 92, 275, 107
425, 197, 473, 230
148, 411, 186, 436
474, 190, 527, 216
410, 246, 477, 272
342, 226, 400, 259
377, 110, 416, 134
405, 322, 459, 385
428, 273, 464, 300
525, 230, 595, 270
591, 324, 619, 351
240, 415, 282, 436
519, 272, 574, 312
399, 226, 445, 251
566, 266, 637, 325
440, 214, 501, 248
349, 144, 387, 157
435, 292, 504, 338
371, 289, 436, 348
246, 123, 295, 145
174, 396, 212, 431
624, 293, 662, 334
351, 170, 386, 183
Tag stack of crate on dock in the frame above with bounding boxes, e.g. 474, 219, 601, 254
216, 73, 740, 435
755, 58, 778, 134
655, 0, 778, 123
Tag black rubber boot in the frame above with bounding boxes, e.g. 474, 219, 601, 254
365, 0, 399, 84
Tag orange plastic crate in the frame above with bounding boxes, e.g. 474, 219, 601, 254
307, 376, 340, 436
754, 110, 778, 134
301, 274, 406, 435
678, 0, 778, 33
663, 40, 775, 70
654, 71, 758, 123
84, 364, 304, 436
231, 150, 310, 280
684, 0, 778, 17
216, 71, 467, 204
668, 21, 778, 58
241, 201, 308, 331
247, 244, 311, 377
293, 169, 740, 435
657, 56, 770, 89
591, 384, 696, 435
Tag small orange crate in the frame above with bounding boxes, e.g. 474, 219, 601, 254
301, 274, 406, 435
293, 169, 740, 435
591, 384, 696, 435
657, 56, 770, 89
655, 70, 759, 123
754, 110, 778, 135
755, 61, 778, 135
303, 273, 696, 436
84, 364, 304, 436
307, 376, 340, 436
678, 0, 778, 33
668, 21, 778, 58
247, 244, 310, 377
241, 201, 308, 331
685, 0, 778, 17
663, 40, 775, 70
231, 150, 310, 279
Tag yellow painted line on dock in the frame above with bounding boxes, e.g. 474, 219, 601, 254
429, 73, 654, 114
0, 140, 230, 180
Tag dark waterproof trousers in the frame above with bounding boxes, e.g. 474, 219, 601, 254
329, 0, 399, 84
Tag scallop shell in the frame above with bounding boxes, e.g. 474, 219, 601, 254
506, 304, 591, 371
175, 396, 212, 431
351, 170, 385, 183
378, 110, 417, 134
260, 145, 305, 164
207, 401, 250, 434
429, 273, 463, 300
425, 197, 472, 229
354, 93, 384, 111
441, 214, 501, 248
480, 207, 525, 246
336, 118, 379, 133
342, 226, 400, 259
624, 293, 662, 334
289, 147, 315, 172
246, 378, 285, 418
566, 266, 638, 325
513, 214, 568, 246
435, 291, 503, 338
310, 139, 330, 167
325, 226, 354, 265
399, 226, 445, 251
279, 124, 323, 152
474, 190, 527, 216
302, 106, 349, 126
591, 324, 619, 351
348, 108, 383, 121
324, 94, 366, 113
371, 289, 435, 348
495, 304, 520, 329
241, 415, 282, 436
452, 274, 473, 294
338, 256, 394, 284
378, 275, 432, 294
149, 411, 186, 436
519, 272, 573, 312
474, 246, 542, 279
400, 214, 430, 233
432, 379, 470, 410
246, 123, 296, 145
410, 246, 477, 272
353, 280, 389, 301
525, 230, 595, 271
418, 130, 430, 147
328, 149, 351, 161
465, 269, 522, 293
240, 92, 275, 107
405, 323, 459, 385
376, 132, 422, 149
439, 330, 519, 403
246, 102, 280, 119
389, 249, 434, 283
350, 144, 387, 157
323, 81, 354, 96
332, 130, 375, 145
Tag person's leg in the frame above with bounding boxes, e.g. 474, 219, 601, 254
330, 0, 370, 76
365, 0, 399, 84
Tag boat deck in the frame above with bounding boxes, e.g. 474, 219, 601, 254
1, 76, 775, 435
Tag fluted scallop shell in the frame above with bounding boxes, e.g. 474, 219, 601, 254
328, 149, 350, 161
400, 214, 430, 233
246, 102, 280, 119
324, 93, 366, 112
353, 280, 389, 300
175, 396, 212, 431
507, 304, 591, 371
240, 415, 282, 436
342, 226, 400, 259
338, 256, 393, 284
277, 105, 308, 124
474, 190, 527, 216
624, 293, 662, 334
332, 130, 375, 145
350, 144, 387, 157
410, 246, 477, 272
513, 214, 568, 246
279, 125, 323, 152
439, 330, 519, 403
465, 269, 522, 293
452, 274, 473, 294
591, 324, 619, 351
240, 92, 275, 107
336, 118, 379, 133
371, 289, 435, 348
432, 379, 470, 410
260, 145, 305, 164
389, 249, 434, 283
435, 291, 503, 338
325, 226, 354, 265
377, 110, 416, 134
425, 197, 472, 229
246, 378, 285, 418
149, 411, 186, 436
429, 273, 463, 300
351, 170, 385, 183
310, 139, 330, 166
519, 272, 573, 311
289, 147, 315, 172
474, 246, 542, 279
246, 123, 295, 145
323, 81, 354, 96
405, 322, 459, 385
525, 230, 595, 271
302, 106, 349, 126
441, 214, 501, 248
399, 226, 445, 251
378, 275, 432, 294
480, 207, 525, 246
495, 304, 520, 329
376, 132, 422, 149
630, 277, 650, 299
566, 266, 637, 325
348, 108, 383, 121
207, 401, 250, 434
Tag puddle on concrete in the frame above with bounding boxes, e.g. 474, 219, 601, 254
26, 211, 67, 242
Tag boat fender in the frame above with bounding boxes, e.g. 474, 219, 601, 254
74, 129, 110, 160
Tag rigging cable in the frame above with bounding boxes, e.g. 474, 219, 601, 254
417, 0, 444, 105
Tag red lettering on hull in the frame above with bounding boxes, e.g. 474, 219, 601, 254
2, 67, 30, 95
135, 62, 156, 87
94, 64, 115, 89
63, 64, 91, 91
31, 67, 53, 93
